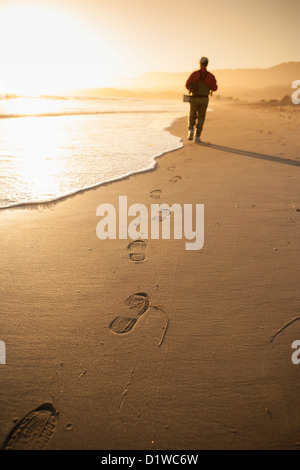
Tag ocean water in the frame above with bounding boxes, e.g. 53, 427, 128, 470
0, 96, 187, 209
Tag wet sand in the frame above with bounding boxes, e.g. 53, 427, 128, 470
0, 100, 300, 450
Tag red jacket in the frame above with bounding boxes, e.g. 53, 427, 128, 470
186, 66, 218, 93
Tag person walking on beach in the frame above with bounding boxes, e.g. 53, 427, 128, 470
185, 57, 218, 143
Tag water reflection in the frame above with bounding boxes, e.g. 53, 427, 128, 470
1, 116, 66, 205
0, 97, 186, 208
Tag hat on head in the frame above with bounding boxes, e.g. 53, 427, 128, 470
200, 57, 209, 66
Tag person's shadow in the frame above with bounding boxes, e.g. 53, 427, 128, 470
205, 143, 300, 167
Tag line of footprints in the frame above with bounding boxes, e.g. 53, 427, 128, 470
1, 166, 187, 450
127, 172, 183, 264
4, 155, 298, 450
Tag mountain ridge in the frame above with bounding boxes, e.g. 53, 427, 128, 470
117, 62, 300, 90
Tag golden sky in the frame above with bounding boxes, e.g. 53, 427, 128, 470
0, 0, 299, 94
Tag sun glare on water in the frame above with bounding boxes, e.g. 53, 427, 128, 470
0, 2, 124, 201
2, 115, 67, 204
0, 1, 123, 95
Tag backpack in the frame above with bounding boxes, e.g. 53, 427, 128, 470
191, 70, 210, 97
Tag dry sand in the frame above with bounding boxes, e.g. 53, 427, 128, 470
0, 100, 300, 450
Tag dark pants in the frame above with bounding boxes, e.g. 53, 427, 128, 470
188, 97, 209, 137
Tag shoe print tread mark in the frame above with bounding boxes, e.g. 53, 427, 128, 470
110, 293, 149, 334
3, 403, 57, 450
129, 253, 146, 262
169, 176, 182, 183
127, 240, 146, 251
127, 240, 147, 262
125, 292, 149, 316
149, 190, 162, 199
110, 317, 137, 334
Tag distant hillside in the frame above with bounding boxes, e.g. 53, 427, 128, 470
119, 62, 300, 90
70, 62, 300, 102
216, 85, 294, 102
212, 62, 300, 89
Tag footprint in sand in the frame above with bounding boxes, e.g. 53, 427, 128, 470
110, 292, 150, 334
2, 403, 57, 450
127, 239, 147, 262
149, 189, 162, 199
169, 175, 182, 183
167, 165, 176, 171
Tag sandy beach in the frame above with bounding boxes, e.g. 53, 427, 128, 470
0, 100, 300, 450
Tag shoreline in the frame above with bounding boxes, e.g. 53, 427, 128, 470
0, 109, 186, 211
0, 100, 300, 450
2, 100, 298, 213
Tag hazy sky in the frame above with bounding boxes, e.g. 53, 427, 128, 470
51, 0, 300, 70
0, 0, 299, 92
